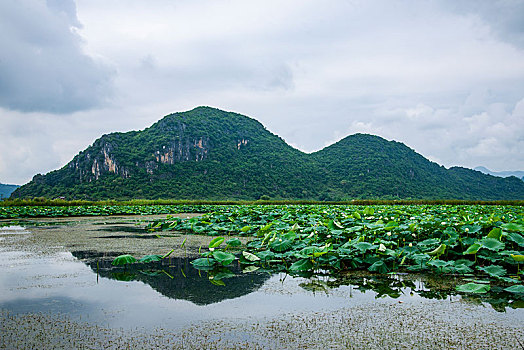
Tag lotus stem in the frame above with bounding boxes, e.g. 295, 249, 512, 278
162, 249, 174, 259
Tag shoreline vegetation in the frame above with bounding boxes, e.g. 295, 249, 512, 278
1, 198, 523, 207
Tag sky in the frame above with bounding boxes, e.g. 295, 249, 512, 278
1, 0, 524, 185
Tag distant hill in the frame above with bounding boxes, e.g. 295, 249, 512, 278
11, 107, 524, 200
0, 183, 20, 199
474, 166, 524, 180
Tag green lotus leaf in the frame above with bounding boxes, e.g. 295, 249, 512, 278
112, 254, 137, 266
289, 258, 314, 272
384, 221, 398, 229
299, 246, 323, 257
427, 244, 446, 257
456, 282, 491, 294
191, 257, 216, 269
209, 236, 225, 248
256, 250, 275, 261
226, 238, 242, 247
506, 232, 524, 247
479, 238, 505, 251
463, 243, 481, 255
504, 285, 524, 294
418, 238, 440, 248
354, 242, 375, 252
477, 265, 506, 277
270, 238, 293, 252
138, 254, 163, 263
498, 277, 520, 284
487, 227, 502, 240
212, 251, 236, 266
368, 260, 388, 274
328, 220, 344, 230
454, 259, 475, 267
461, 225, 481, 233
283, 231, 297, 241
501, 223, 524, 232
346, 226, 363, 233
451, 264, 473, 274
428, 259, 449, 268
240, 225, 252, 232
363, 207, 374, 216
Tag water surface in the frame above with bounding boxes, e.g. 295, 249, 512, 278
1, 216, 523, 349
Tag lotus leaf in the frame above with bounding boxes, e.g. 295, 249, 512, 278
487, 228, 502, 240
479, 238, 505, 251
368, 260, 388, 274
504, 285, 524, 294
501, 223, 524, 232
138, 254, 163, 263
226, 238, 242, 247
209, 236, 225, 248
242, 251, 260, 261
212, 251, 236, 266
456, 282, 491, 294
463, 243, 481, 255
191, 257, 216, 269
506, 232, 524, 247
270, 238, 293, 252
112, 254, 137, 266
477, 265, 507, 278
289, 258, 314, 272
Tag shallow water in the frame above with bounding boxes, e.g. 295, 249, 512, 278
1, 216, 523, 349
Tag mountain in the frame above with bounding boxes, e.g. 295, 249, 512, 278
0, 183, 20, 199
474, 166, 524, 180
11, 107, 524, 200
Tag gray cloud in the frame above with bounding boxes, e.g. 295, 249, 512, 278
442, 0, 524, 48
1, 0, 524, 184
0, 0, 114, 114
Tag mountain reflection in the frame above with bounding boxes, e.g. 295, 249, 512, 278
72, 251, 271, 305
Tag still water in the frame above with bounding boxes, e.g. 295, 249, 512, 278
1, 217, 523, 349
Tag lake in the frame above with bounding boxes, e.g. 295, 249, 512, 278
1, 215, 522, 349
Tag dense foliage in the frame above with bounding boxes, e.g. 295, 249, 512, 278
143, 205, 523, 294
11, 107, 524, 200
0, 204, 215, 219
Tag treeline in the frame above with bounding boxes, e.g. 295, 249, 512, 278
1, 198, 523, 207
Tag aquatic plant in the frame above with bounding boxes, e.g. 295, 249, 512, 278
153, 204, 523, 292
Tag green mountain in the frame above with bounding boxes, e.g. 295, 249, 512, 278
0, 183, 20, 199
11, 107, 524, 200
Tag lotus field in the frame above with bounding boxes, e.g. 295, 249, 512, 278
0, 204, 213, 218
141, 204, 524, 294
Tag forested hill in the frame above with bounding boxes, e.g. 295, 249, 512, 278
11, 106, 524, 200
0, 183, 20, 199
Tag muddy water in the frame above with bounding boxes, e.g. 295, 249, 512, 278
1, 215, 523, 349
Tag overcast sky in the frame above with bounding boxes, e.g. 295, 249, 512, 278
1, 0, 524, 185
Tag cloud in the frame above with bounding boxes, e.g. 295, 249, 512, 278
329, 95, 524, 172
2, 0, 524, 184
442, 0, 524, 48
0, 0, 114, 114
